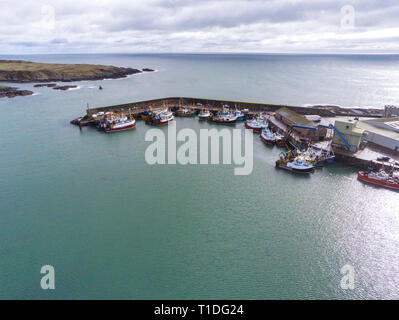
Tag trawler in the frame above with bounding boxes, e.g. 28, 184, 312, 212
358, 170, 399, 190
198, 109, 211, 120
174, 107, 196, 117
147, 109, 174, 126
260, 129, 276, 145
98, 113, 136, 133
244, 119, 263, 132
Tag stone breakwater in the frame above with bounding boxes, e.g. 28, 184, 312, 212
83, 96, 383, 118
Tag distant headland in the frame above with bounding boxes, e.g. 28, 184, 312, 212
0, 60, 144, 83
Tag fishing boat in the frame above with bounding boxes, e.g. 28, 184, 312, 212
302, 147, 335, 167
98, 114, 136, 133
210, 113, 237, 124
174, 107, 196, 117
104, 118, 136, 133
147, 109, 174, 126
260, 129, 276, 145
275, 151, 314, 173
244, 119, 263, 132
234, 110, 245, 121
274, 133, 288, 147
358, 170, 399, 190
286, 159, 314, 173
141, 110, 150, 120
198, 110, 211, 120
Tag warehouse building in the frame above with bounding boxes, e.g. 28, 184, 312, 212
275, 107, 328, 142
358, 118, 399, 152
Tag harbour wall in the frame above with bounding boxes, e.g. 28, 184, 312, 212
85, 97, 382, 118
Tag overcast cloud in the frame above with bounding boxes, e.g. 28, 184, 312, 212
1, 0, 399, 54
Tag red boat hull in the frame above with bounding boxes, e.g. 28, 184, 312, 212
260, 134, 275, 145
358, 172, 399, 190
245, 121, 262, 132
149, 119, 174, 126
104, 122, 136, 133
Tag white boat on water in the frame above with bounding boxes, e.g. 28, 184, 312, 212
146, 109, 174, 126
234, 110, 245, 121
98, 114, 136, 132
286, 159, 314, 173
198, 110, 211, 120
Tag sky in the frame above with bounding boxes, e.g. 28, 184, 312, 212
1, 0, 399, 54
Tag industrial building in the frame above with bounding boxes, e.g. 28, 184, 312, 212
275, 107, 328, 142
331, 120, 365, 152
358, 118, 399, 152
331, 117, 399, 153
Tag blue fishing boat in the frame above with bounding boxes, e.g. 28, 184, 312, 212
234, 110, 245, 121
260, 129, 276, 145
245, 119, 263, 132
286, 159, 314, 173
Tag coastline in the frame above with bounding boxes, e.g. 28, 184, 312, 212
0, 60, 146, 83
0, 85, 33, 98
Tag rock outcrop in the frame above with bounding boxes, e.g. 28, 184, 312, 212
0, 85, 34, 98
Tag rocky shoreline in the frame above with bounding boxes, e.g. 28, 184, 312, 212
0, 85, 34, 98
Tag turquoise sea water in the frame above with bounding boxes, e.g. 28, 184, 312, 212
1, 54, 399, 299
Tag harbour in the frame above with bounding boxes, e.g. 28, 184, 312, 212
2, 53, 399, 300
71, 97, 399, 173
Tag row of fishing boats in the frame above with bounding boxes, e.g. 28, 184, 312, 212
95, 105, 251, 132
96, 108, 175, 132
243, 116, 336, 173
94, 108, 398, 190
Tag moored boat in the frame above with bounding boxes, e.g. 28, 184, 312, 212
260, 129, 276, 145
147, 109, 174, 126
141, 110, 150, 120
234, 110, 245, 121
104, 118, 136, 133
198, 110, 211, 120
98, 113, 136, 133
358, 170, 399, 190
174, 107, 196, 117
286, 159, 314, 173
275, 151, 314, 174
244, 119, 263, 132
274, 133, 288, 147
209, 113, 237, 124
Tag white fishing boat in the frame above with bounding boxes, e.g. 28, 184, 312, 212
98, 113, 136, 133
234, 110, 245, 121
147, 109, 174, 126
198, 110, 211, 120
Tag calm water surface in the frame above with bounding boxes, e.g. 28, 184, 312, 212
1, 54, 399, 299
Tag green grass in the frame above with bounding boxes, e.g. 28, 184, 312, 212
0, 60, 116, 73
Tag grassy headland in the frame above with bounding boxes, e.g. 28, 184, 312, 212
0, 60, 142, 82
